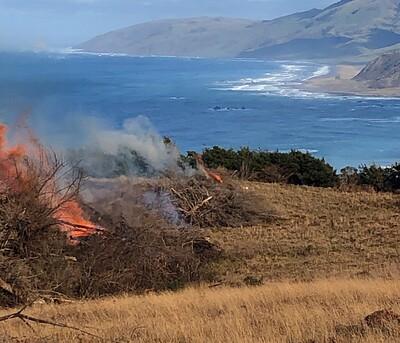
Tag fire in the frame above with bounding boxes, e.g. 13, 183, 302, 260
0, 122, 100, 241
56, 201, 101, 238
195, 154, 223, 184
207, 170, 223, 184
0, 124, 26, 177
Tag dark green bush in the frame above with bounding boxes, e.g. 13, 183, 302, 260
358, 164, 388, 191
384, 164, 400, 191
200, 147, 338, 187
343, 164, 400, 192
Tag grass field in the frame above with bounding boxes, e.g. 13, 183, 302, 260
1, 182, 400, 342
206, 182, 400, 284
1, 279, 400, 342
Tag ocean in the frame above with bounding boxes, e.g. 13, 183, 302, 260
0, 51, 399, 169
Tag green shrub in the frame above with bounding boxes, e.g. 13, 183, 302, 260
200, 147, 338, 187
353, 164, 400, 192
384, 164, 400, 191
358, 165, 387, 191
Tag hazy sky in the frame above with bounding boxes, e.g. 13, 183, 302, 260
0, 0, 335, 50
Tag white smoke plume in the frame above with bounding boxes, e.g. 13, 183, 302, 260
67, 115, 188, 178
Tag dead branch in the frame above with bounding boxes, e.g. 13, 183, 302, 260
58, 220, 105, 233
164, 176, 274, 228
0, 304, 101, 338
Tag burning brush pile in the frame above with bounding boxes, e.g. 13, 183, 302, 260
157, 175, 272, 228
0, 123, 202, 306
168, 153, 270, 228
142, 153, 273, 229
0, 122, 274, 307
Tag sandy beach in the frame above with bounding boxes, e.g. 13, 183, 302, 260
303, 64, 400, 97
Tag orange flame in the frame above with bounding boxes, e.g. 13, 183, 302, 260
57, 202, 101, 238
207, 170, 223, 184
0, 124, 26, 177
195, 154, 223, 184
0, 122, 99, 241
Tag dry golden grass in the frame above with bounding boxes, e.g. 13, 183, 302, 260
205, 182, 400, 284
2, 183, 400, 342
1, 279, 400, 342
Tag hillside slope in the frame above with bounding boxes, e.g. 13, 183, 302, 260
354, 50, 400, 87
2, 181, 400, 342
241, 0, 400, 59
2, 279, 399, 342
205, 182, 400, 284
77, 0, 400, 59
76, 17, 259, 58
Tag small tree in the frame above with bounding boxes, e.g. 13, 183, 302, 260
384, 164, 400, 192
358, 164, 387, 191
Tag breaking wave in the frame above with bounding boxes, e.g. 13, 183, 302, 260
307, 65, 331, 79
215, 63, 333, 99
60, 48, 129, 57
216, 62, 400, 101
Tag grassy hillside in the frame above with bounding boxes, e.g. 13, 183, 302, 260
1, 183, 400, 342
78, 0, 400, 59
354, 50, 400, 88
1, 279, 400, 342
206, 182, 400, 284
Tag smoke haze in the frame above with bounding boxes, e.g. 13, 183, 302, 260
66, 115, 185, 178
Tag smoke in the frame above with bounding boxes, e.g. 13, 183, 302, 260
91, 116, 179, 171
4, 112, 194, 178
67, 115, 190, 178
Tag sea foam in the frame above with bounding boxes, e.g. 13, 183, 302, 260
216, 63, 333, 99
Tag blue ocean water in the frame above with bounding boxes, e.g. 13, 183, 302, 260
0, 51, 399, 169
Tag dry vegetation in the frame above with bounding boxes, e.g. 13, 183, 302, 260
1, 174, 400, 342
0, 152, 219, 305
1, 279, 400, 342
160, 176, 273, 228
205, 182, 400, 284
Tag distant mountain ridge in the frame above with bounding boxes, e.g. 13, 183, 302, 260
77, 0, 400, 60
77, 17, 259, 58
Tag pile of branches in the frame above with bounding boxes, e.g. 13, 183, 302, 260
75, 226, 203, 297
160, 176, 274, 228
0, 151, 83, 254
0, 151, 84, 306
73, 205, 207, 297
76, 178, 223, 297
0, 151, 215, 307
0, 145, 271, 308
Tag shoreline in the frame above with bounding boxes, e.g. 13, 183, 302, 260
302, 64, 400, 98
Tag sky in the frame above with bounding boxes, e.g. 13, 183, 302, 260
0, 0, 335, 50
